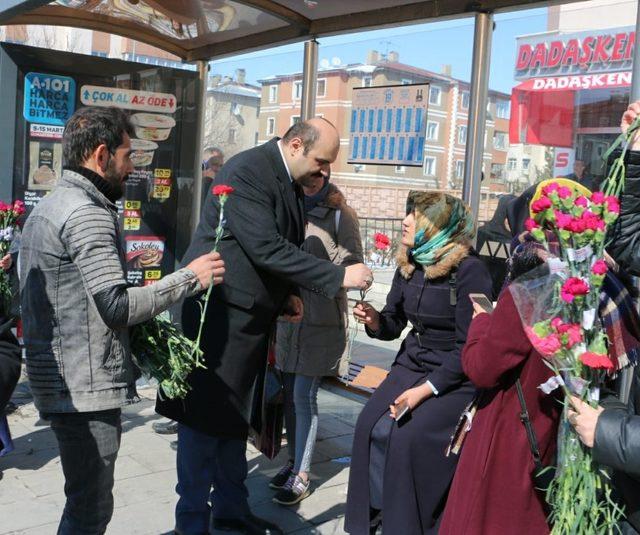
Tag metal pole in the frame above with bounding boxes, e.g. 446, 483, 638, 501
462, 12, 493, 223
190, 60, 208, 234
631, 5, 640, 101
301, 39, 318, 121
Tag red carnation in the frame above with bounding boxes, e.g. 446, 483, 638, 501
575, 196, 589, 208
560, 277, 589, 303
12, 200, 25, 216
591, 259, 608, 276
524, 218, 540, 231
605, 196, 620, 214
580, 351, 614, 371
212, 185, 234, 196
373, 232, 390, 250
531, 196, 552, 213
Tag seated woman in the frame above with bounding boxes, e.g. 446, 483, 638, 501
439, 241, 561, 535
344, 192, 492, 535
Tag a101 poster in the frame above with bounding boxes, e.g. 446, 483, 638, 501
348, 83, 429, 167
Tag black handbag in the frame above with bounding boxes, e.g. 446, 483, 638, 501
515, 378, 556, 494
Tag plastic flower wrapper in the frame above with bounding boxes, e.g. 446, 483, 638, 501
509, 160, 638, 532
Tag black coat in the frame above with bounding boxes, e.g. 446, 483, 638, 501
607, 149, 640, 276
156, 139, 344, 438
594, 366, 640, 533
0, 317, 20, 413
345, 254, 492, 535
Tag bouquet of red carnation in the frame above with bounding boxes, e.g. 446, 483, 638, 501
509, 149, 635, 531
0, 200, 25, 312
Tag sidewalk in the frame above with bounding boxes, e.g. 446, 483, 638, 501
0, 384, 362, 535
0, 269, 401, 535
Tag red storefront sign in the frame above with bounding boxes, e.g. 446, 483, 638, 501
516, 29, 635, 78
510, 27, 634, 148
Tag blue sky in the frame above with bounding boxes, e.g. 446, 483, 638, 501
210, 8, 548, 94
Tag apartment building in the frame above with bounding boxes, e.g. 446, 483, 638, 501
258, 51, 511, 218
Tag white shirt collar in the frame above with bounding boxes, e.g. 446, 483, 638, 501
277, 139, 293, 183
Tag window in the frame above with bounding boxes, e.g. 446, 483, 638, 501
362, 76, 372, 87
268, 85, 278, 103
493, 131, 507, 150
423, 156, 436, 176
491, 163, 505, 181
429, 85, 441, 106
230, 102, 241, 115
496, 100, 511, 119
293, 81, 303, 100
266, 117, 275, 136
507, 158, 517, 171
458, 125, 467, 145
455, 160, 464, 179
316, 78, 326, 98
395, 165, 406, 174
461, 91, 470, 110
228, 128, 237, 143
401, 79, 412, 85
522, 158, 531, 171
290, 115, 301, 126
426, 121, 439, 141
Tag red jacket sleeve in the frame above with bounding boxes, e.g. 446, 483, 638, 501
462, 290, 533, 389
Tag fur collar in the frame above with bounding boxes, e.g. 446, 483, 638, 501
396, 243, 470, 280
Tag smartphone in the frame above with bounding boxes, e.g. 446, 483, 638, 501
393, 399, 410, 421
469, 293, 494, 313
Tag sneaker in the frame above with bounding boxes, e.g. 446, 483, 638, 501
273, 474, 311, 505
269, 459, 294, 490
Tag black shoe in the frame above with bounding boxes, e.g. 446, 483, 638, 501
212, 514, 283, 534
268, 459, 294, 490
153, 420, 178, 434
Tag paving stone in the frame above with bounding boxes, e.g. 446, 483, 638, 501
286, 481, 348, 527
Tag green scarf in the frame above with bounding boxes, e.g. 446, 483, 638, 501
411, 201, 474, 267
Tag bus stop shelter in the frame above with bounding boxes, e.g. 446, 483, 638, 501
2, 0, 638, 224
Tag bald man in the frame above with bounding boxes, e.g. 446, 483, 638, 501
157, 118, 372, 535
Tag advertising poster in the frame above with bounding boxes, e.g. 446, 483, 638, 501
10, 45, 199, 287
348, 83, 429, 167
79, 83, 179, 285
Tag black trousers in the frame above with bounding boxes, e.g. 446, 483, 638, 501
48, 409, 122, 535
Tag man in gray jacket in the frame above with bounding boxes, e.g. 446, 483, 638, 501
19, 106, 224, 535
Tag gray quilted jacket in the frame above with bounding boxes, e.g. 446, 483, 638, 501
20, 169, 201, 413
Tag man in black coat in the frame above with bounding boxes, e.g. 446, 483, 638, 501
157, 118, 372, 535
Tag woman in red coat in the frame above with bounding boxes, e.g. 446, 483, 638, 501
439, 242, 561, 535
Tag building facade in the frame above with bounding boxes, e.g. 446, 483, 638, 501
204, 69, 260, 161
258, 51, 512, 218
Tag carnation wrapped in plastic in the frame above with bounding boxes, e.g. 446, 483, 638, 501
509, 175, 628, 534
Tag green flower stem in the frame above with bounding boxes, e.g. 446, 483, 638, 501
189, 193, 229, 366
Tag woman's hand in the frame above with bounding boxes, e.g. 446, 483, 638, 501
353, 302, 380, 331
568, 396, 604, 448
621, 100, 640, 151
0, 254, 11, 272
389, 383, 433, 419
471, 302, 489, 319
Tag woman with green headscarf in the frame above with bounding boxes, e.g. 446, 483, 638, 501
345, 192, 492, 535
